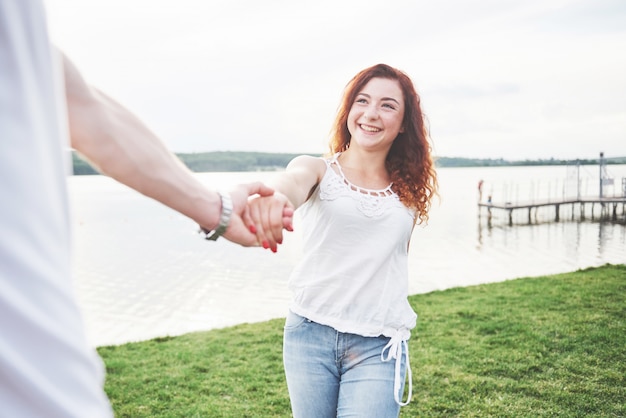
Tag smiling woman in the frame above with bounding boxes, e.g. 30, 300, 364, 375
242, 63, 437, 417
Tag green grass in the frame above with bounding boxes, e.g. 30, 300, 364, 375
98, 264, 626, 417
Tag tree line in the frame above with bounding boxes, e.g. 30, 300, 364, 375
71, 151, 315, 175
72, 151, 626, 175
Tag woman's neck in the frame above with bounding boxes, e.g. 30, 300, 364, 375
338, 148, 390, 188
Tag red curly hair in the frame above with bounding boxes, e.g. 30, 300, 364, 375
328, 64, 438, 224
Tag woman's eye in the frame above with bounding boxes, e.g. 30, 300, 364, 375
356, 98, 367, 104
382, 103, 396, 110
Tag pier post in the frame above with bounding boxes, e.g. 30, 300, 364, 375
599, 152, 604, 199
580, 203, 585, 220
555, 204, 560, 222
591, 203, 595, 219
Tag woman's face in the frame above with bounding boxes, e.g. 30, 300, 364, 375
347, 77, 405, 152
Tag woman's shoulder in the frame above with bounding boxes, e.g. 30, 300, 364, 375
287, 154, 327, 174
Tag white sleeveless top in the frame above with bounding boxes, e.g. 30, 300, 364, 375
288, 154, 416, 405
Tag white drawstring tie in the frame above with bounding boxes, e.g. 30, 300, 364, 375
381, 331, 412, 406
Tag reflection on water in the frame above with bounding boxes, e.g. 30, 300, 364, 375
503, 211, 623, 260
69, 166, 626, 347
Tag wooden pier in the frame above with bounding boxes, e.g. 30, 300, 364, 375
478, 197, 626, 226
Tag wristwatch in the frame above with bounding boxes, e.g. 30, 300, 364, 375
199, 191, 233, 241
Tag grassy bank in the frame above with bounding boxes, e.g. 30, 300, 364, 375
98, 264, 626, 417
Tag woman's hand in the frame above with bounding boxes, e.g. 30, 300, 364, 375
245, 192, 294, 252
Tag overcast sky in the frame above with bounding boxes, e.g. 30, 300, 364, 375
46, 0, 625, 160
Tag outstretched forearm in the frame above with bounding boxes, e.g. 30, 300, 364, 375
246, 155, 323, 250
268, 155, 325, 210
61, 51, 221, 231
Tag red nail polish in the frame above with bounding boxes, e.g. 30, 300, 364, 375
262, 240, 269, 249
249, 225, 257, 233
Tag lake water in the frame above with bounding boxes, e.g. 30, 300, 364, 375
69, 165, 626, 347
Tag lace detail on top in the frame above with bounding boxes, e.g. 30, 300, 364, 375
319, 154, 400, 218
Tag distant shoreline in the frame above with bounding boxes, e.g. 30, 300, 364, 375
71, 151, 626, 175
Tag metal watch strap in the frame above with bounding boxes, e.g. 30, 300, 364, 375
199, 192, 233, 241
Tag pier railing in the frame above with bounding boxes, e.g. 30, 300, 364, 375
479, 197, 626, 226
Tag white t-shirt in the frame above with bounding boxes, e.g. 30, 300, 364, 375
0, 1, 113, 416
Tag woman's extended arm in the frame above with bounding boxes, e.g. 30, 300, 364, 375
246, 155, 325, 251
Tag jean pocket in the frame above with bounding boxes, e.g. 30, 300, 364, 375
284, 310, 307, 330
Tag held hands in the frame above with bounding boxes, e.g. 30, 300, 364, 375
221, 182, 294, 250
244, 192, 294, 252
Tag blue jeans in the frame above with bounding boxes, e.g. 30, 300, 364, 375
283, 311, 407, 418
